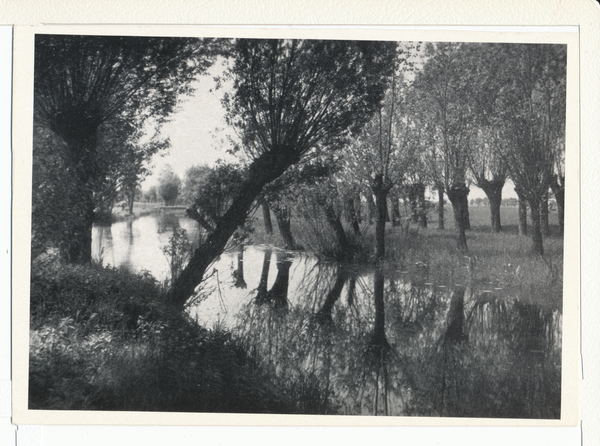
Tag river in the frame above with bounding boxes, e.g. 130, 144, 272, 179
92, 211, 562, 418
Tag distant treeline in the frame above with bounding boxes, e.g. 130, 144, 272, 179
470, 197, 557, 209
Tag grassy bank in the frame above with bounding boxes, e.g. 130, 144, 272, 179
29, 255, 331, 413
250, 204, 563, 306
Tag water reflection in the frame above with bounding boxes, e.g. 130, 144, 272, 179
232, 245, 247, 289
231, 265, 561, 418
93, 213, 561, 418
92, 212, 200, 281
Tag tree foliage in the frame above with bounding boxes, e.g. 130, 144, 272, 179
186, 162, 248, 233
496, 44, 567, 254
180, 164, 212, 205
33, 34, 222, 262
344, 46, 419, 261
158, 166, 182, 206
412, 42, 474, 249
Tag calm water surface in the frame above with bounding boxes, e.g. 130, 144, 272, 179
93, 212, 562, 418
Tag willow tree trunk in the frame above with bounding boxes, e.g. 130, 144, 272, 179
354, 193, 363, 224
461, 193, 471, 231
448, 184, 469, 251
365, 192, 376, 224
389, 192, 401, 227
411, 183, 427, 228
550, 176, 565, 234
528, 197, 544, 255
322, 202, 352, 258
127, 191, 135, 215
274, 206, 297, 250
167, 149, 299, 307
67, 190, 95, 264
515, 188, 528, 236
448, 194, 471, 231
408, 183, 428, 228
437, 187, 445, 230
480, 179, 504, 233
447, 184, 469, 251
65, 139, 98, 264
374, 187, 391, 262
540, 194, 550, 237
346, 197, 361, 236
259, 198, 273, 235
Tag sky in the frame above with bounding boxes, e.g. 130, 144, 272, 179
141, 62, 237, 190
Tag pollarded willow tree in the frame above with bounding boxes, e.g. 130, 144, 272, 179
497, 43, 567, 255
344, 57, 419, 352
345, 68, 416, 264
34, 34, 221, 263
413, 42, 474, 250
463, 43, 512, 234
167, 38, 397, 307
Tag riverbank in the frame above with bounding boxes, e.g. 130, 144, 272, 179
102, 202, 188, 224
29, 256, 332, 413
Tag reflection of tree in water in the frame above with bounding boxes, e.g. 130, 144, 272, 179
231, 250, 561, 418
252, 249, 294, 310
94, 225, 114, 266
121, 219, 135, 272
436, 287, 469, 417
354, 268, 403, 416
254, 249, 272, 304
315, 267, 349, 325
231, 245, 247, 288
156, 210, 181, 233
400, 288, 561, 418
265, 252, 293, 311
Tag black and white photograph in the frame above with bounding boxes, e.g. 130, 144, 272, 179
13, 26, 579, 426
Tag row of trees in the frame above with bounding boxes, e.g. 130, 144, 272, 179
32, 36, 566, 308
171, 40, 565, 307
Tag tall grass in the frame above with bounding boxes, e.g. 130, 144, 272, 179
381, 205, 563, 307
